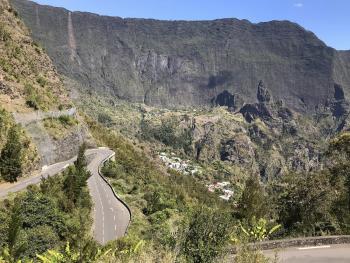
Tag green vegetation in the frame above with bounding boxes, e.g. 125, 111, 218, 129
234, 246, 273, 263
0, 144, 95, 262
5, 116, 350, 262
69, 97, 350, 261
0, 22, 11, 42
237, 175, 269, 221
0, 125, 23, 182
180, 206, 232, 263
63, 143, 91, 208
43, 116, 78, 140
87, 119, 236, 262
0, 108, 39, 182
24, 83, 40, 110
271, 171, 336, 236
141, 117, 193, 154
239, 218, 281, 243
58, 115, 78, 127
37, 76, 48, 88
0, 0, 69, 111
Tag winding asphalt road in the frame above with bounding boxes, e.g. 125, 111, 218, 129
0, 147, 130, 245
264, 244, 350, 262
87, 148, 130, 244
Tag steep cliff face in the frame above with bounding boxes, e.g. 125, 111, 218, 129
11, 0, 350, 113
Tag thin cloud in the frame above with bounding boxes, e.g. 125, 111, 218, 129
294, 3, 303, 8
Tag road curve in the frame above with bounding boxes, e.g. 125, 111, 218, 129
87, 148, 130, 244
264, 244, 350, 263
0, 148, 130, 244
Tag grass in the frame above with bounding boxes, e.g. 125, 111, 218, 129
0, 0, 70, 111
43, 116, 78, 140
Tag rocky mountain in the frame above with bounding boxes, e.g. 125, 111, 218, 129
10, 0, 350, 114
0, 0, 93, 171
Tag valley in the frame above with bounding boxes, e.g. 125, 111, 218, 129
0, 0, 349, 262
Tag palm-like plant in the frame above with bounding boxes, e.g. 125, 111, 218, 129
240, 217, 281, 242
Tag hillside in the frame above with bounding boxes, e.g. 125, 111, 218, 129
10, 0, 349, 179
0, 0, 93, 173
10, 0, 350, 113
0, 0, 69, 112
2, 0, 350, 262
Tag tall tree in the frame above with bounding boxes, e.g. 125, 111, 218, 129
75, 143, 90, 191
237, 175, 269, 221
0, 125, 23, 183
64, 143, 91, 206
75, 142, 87, 173
272, 171, 335, 235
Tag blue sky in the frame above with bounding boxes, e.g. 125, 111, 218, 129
33, 0, 349, 50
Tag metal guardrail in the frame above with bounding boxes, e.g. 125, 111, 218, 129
97, 151, 132, 236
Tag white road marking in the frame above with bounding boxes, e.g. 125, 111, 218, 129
298, 245, 331, 250
94, 176, 105, 244
0, 149, 129, 244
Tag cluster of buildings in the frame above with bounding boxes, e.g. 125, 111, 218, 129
158, 152, 234, 201
207, 181, 234, 201
158, 152, 201, 175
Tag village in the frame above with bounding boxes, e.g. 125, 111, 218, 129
158, 152, 234, 201
158, 152, 201, 175
206, 181, 234, 201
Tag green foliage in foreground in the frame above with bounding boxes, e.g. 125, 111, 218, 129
0, 125, 23, 182
5, 120, 350, 262
88, 119, 238, 261
88, 118, 350, 262
0, 108, 39, 182
0, 145, 94, 262
180, 206, 232, 263
240, 218, 281, 243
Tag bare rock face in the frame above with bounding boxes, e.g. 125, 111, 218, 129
257, 81, 271, 103
329, 84, 350, 118
239, 103, 273, 123
212, 90, 243, 111
10, 0, 350, 114
220, 136, 256, 165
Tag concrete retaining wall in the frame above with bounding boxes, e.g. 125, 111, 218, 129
230, 235, 350, 253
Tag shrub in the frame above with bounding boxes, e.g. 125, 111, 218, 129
0, 23, 11, 42
25, 99, 39, 110
37, 76, 48, 87
98, 112, 113, 126
24, 84, 40, 110
58, 115, 77, 126
180, 206, 232, 263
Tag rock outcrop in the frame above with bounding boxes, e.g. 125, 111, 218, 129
212, 90, 243, 111
10, 0, 350, 114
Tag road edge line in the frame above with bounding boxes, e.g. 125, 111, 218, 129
97, 151, 132, 236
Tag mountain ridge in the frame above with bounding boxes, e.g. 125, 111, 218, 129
10, 0, 350, 114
